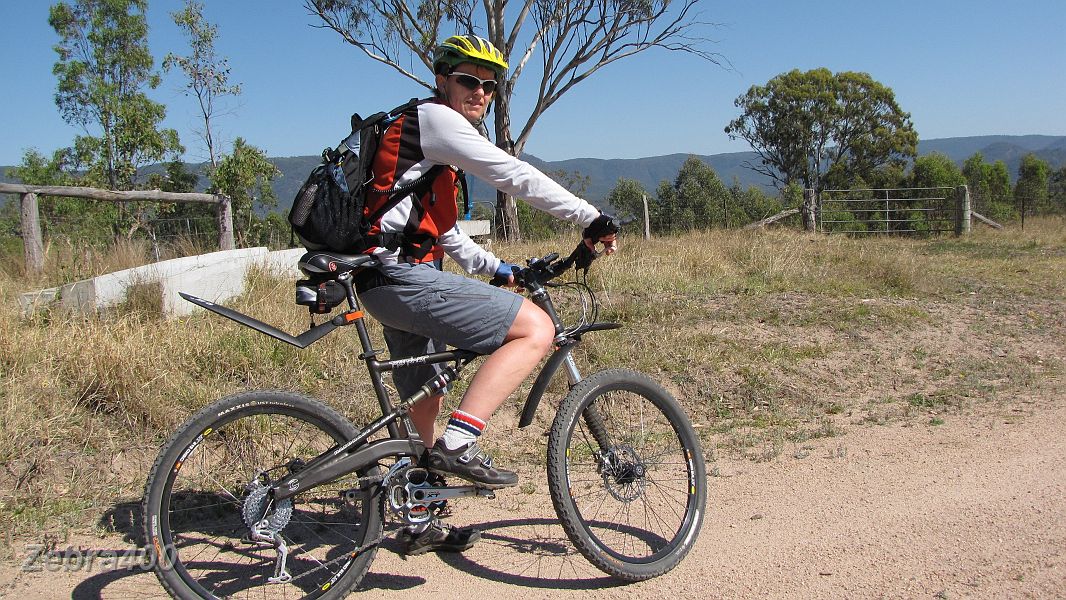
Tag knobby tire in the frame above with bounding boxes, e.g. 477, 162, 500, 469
546, 369, 707, 581
142, 391, 384, 599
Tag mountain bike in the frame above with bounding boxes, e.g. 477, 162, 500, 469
142, 241, 707, 599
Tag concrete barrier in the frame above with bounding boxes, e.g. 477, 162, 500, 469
457, 219, 490, 237
19, 248, 269, 318
17, 287, 60, 318
162, 256, 262, 317
261, 248, 307, 276
64, 247, 268, 314
164, 248, 311, 317
17, 239, 493, 318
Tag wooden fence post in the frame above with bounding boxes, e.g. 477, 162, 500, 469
20, 192, 45, 273
216, 194, 235, 250
955, 185, 971, 236
642, 194, 651, 240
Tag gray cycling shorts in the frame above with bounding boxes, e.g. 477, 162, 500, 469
357, 262, 523, 399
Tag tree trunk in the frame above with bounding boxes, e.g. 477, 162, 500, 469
493, 81, 521, 242
802, 188, 818, 232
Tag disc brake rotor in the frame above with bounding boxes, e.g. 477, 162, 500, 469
600, 445, 647, 503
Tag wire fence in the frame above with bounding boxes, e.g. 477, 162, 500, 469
9, 185, 1050, 271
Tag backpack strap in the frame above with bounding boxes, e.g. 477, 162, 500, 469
457, 169, 471, 218
345, 97, 434, 142
388, 97, 434, 117
362, 164, 445, 258
356, 97, 445, 260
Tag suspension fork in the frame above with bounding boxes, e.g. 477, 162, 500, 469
581, 402, 614, 456
558, 350, 608, 449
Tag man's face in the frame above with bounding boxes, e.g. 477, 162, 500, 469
436, 62, 497, 124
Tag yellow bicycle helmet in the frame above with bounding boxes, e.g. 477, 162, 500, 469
433, 35, 508, 76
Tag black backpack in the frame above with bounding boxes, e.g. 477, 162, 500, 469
288, 97, 442, 254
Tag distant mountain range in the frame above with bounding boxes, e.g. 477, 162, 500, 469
4, 135, 1065, 212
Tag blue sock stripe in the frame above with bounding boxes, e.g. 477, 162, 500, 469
447, 418, 483, 437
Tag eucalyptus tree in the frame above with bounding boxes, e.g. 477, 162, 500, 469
962, 153, 1013, 220
305, 0, 722, 240
1014, 153, 1050, 221
910, 152, 964, 189
654, 156, 730, 233
607, 177, 651, 226
725, 68, 917, 229
209, 138, 280, 246
49, 0, 181, 190
1050, 165, 1066, 215
164, 0, 242, 168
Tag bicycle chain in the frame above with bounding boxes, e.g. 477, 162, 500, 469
282, 534, 386, 585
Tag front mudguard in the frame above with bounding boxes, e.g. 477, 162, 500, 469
517, 322, 620, 428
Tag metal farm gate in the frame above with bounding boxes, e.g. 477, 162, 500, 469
816, 186, 969, 236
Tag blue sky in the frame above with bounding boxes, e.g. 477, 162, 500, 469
2, 1, 1065, 166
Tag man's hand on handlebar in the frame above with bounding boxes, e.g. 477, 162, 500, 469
490, 214, 621, 288
489, 261, 518, 287
574, 214, 619, 272
582, 213, 619, 256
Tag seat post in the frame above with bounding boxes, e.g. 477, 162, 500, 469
336, 272, 376, 356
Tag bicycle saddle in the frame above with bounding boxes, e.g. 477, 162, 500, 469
298, 251, 379, 278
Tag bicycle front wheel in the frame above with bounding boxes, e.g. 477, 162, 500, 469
547, 369, 706, 581
142, 391, 384, 599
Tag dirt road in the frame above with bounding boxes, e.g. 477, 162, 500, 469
3, 395, 1064, 599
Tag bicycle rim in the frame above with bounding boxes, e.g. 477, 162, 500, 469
149, 397, 380, 599
549, 369, 705, 580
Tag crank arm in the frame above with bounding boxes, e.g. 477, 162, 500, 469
410, 485, 497, 503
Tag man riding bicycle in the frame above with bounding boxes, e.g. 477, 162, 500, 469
354, 34, 618, 554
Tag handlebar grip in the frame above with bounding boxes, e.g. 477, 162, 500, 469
572, 241, 597, 272
489, 262, 518, 287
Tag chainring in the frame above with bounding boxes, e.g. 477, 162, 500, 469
384, 463, 435, 525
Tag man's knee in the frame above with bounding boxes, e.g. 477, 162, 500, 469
509, 303, 555, 354
525, 309, 556, 355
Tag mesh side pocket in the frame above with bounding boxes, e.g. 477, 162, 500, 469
290, 180, 319, 227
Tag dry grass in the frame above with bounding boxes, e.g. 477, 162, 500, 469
0, 236, 215, 290
0, 217, 1064, 542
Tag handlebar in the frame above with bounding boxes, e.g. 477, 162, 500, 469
490, 240, 603, 289
490, 215, 625, 288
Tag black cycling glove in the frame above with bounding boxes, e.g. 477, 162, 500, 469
582, 213, 619, 241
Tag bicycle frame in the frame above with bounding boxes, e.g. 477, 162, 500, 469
180, 252, 621, 503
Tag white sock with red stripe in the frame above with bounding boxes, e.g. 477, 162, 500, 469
441, 409, 485, 450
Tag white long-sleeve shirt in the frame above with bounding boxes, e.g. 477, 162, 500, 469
370, 100, 601, 275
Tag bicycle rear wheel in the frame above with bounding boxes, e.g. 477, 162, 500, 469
142, 391, 383, 599
546, 369, 706, 581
